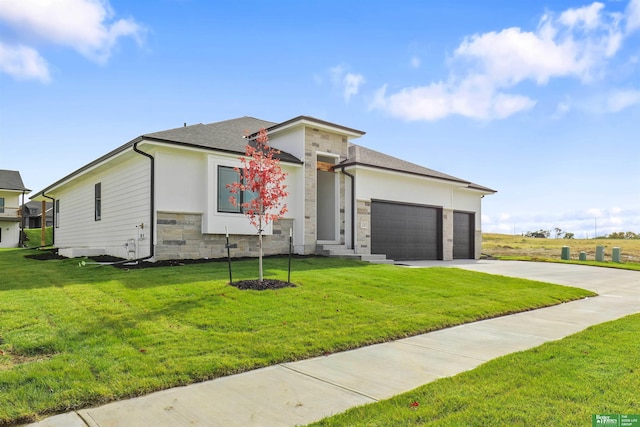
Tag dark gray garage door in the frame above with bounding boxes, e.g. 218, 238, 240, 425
371, 201, 442, 261
453, 211, 475, 259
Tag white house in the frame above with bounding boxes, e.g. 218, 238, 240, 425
31, 116, 495, 262
0, 170, 30, 248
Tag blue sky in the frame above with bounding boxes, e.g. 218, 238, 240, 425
1, 0, 639, 237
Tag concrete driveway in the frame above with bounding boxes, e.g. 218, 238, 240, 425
24, 261, 640, 427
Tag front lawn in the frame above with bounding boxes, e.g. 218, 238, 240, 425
0, 249, 593, 424
310, 313, 640, 426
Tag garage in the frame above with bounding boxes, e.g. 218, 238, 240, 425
453, 211, 475, 259
371, 200, 442, 261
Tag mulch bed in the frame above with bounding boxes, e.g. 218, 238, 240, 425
23, 250, 300, 290
230, 279, 296, 291
24, 250, 67, 261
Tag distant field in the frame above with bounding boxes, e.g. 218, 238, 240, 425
482, 233, 640, 263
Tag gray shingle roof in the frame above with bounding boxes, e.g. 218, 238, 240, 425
338, 144, 496, 193
144, 117, 302, 163
0, 170, 30, 191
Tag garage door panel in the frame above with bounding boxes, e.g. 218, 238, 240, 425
371, 201, 442, 261
453, 211, 474, 259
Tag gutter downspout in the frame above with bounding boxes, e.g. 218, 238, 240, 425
133, 141, 155, 261
41, 192, 55, 246
19, 190, 26, 247
335, 165, 355, 251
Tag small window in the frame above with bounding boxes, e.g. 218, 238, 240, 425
55, 199, 60, 228
217, 166, 259, 213
218, 166, 241, 213
0, 197, 4, 214
95, 183, 101, 221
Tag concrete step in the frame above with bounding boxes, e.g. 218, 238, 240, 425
360, 254, 395, 264
316, 245, 394, 264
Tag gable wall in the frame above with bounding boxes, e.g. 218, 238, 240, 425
52, 154, 151, 258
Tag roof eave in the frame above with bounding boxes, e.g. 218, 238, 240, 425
336, 161, 496, 192
261, 116, 366, 139
142, 136, 303, 164
31, 137, 141, 198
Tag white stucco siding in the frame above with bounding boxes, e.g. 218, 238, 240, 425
355, 168, 468, 209
452, 188, 483, 228
53, 154, 151, 258
154, 147, 207, 214
281, 163, 304, 246
203, 154, 303, 236
269, 127, 305, 160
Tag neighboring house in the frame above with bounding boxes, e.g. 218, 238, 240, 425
31, 116, 496, 261
0, 170, 30, 248
21, 201, 53, 228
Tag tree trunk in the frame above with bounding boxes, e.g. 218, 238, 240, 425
258, 231, 263, 282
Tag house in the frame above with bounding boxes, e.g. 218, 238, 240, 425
31, 116, 496, 262
0, 170, 30, 248
21, 201, 53, 229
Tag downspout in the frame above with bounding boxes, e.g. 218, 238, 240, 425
335, 165, 355, 251
41, 192, 55, 246
133, 141, 155, 260
19, 190, 26, 246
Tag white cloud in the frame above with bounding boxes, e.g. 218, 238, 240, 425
606, 89, 640, 112
371, 1, 637, 121
343, 73, 365, 103
329, 65, 365, 103
626, 0, 640, 33
559, 2, 606, 29
483, 206, 640, 237
587, 207, 604, 217
0, 0, 145, 82
0, 42, 50, 83
410, 56, 421, 69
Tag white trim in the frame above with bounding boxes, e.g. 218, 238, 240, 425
270, 119, 364, 139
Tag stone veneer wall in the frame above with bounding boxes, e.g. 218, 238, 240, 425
303, 127, 350, 254
355, 199, 371, 255
156, 211, 294, 260
442, 208, 454, 261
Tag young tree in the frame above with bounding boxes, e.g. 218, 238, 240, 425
228, 128, 288, 282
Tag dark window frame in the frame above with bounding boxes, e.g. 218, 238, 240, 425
55, 199, 60, 228
95, 183, 101, 221
217, 166, 258, 214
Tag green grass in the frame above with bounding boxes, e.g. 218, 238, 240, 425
22, 227, 53, 247
310, 313, 640, 427
0, 249, 593, 425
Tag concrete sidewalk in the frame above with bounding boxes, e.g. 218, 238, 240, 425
25, 261, 639, 427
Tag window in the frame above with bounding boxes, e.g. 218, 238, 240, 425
217, 166, 257, 213
95, 183, 101, 221
55, 199, 60, 228
0, 197, 4, 214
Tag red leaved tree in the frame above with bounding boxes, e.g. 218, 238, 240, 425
228, 128, 289, 282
